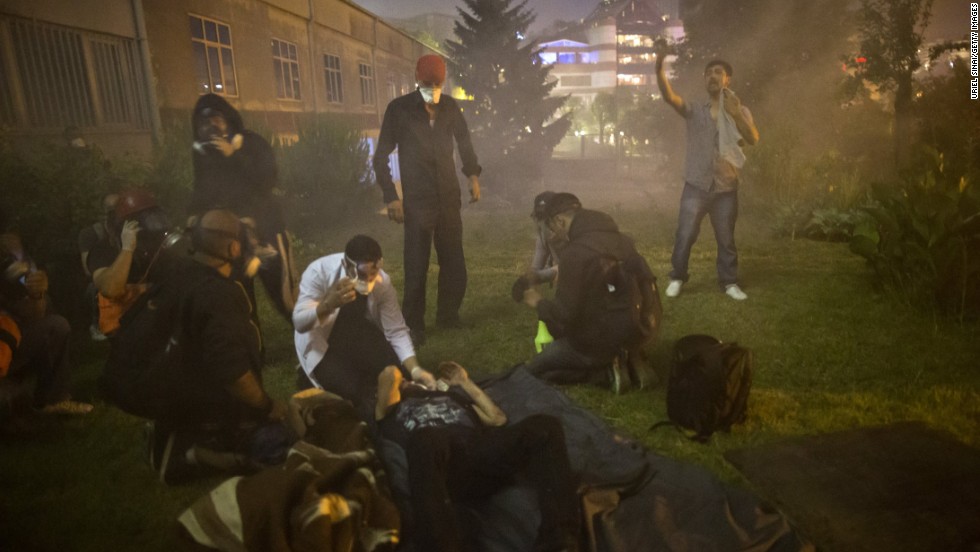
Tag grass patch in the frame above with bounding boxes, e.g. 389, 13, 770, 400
1, 201, 978, 550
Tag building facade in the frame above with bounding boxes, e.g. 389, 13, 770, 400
0, 0, 440, 155
537, 0, 684, 104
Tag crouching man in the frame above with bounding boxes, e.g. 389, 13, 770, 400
293, 235, 436, 420
375, 361, 581, 552
150, 209, 289, 484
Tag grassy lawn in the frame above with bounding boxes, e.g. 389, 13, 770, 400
1, 184, 978, 551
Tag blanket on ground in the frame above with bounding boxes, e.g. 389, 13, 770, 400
380, 367, 813, 552
177, 390, 400, 552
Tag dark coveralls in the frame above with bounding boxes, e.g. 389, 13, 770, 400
373, 91, 481, 335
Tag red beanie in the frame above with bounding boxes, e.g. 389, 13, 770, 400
415, 55, 447, 85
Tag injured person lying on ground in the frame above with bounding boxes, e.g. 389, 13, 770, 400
179, 365, 814, 552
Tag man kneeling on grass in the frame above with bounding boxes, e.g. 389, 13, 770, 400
375, 361, 581, 552
149, 209, 291, 485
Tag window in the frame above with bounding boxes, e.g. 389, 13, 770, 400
189, 15, 238, 95
0, 14, 150, 130
358, 63, 375, 105
271, 38, 301, 100
387, 72, 397, 102
324, 54, 343, 103
557, 52, 577, 64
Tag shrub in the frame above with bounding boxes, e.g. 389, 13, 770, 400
1, 134, 120, 321
275, 115, 374, 237
849, 148, 980, 320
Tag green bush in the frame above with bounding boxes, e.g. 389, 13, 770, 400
0, 132, 119, 320
744, 127, 870, 240
849, 148, 980, 319
275, 114, 374, 237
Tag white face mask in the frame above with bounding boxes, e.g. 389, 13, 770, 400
419, 86, 442, 105
354, 276, 378, 295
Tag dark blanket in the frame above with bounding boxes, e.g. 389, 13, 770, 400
177, 390, 400, 552
382, 367, 813, 552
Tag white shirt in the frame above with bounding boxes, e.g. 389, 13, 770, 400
293, 253, 415, 385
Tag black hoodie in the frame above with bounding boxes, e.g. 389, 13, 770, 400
190, 94, 279, 236
536, 209, 655, 355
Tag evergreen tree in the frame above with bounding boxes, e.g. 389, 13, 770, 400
445, 0, 571, 197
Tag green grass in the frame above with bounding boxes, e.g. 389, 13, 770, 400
2, 196, 978, 551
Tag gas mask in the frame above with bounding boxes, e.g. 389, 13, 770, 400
343, 256, 382, 296
189, 220, 261, 279
418, 86, 442, 105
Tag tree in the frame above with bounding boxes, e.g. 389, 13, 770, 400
591, 92, 618, 145
847, 0, 933, 169
445, 0, 571, 199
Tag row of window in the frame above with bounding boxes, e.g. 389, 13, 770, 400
0, 15, 150, 130
190, 14, 400, 106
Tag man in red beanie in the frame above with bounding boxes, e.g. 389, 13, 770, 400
373, 54, 482, 346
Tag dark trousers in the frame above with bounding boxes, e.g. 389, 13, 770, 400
402, 203, 467, 333
310, 297, 402, 417
406, 415, 579, 552
525, 338, 611, 385
8, 313, 73, 407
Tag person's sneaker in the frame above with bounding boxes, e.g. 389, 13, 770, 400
37, 399, 93, 415
89, 324, 107, 342
608, 356, 631, 395
158, 430, 195, 485
665, 279, 683, 298
145, 422, 169, 471
725, 284, 748, 301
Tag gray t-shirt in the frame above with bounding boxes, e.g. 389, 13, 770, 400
683, 102, 754, 193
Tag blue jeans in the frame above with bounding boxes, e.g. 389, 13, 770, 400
669, 183, 739, 288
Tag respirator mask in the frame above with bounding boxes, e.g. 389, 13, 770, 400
418, 86, 442, 105
343, 256, 382, 295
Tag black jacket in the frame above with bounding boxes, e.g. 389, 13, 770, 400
537, 209, 655, 355
189, 94, 280, 236
373, 91, 481, 209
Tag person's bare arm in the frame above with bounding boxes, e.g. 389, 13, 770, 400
655, 44, 685, 116
375, 365, 403, 421
439, 362, 507, 427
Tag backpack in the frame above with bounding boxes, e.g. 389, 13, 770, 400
101, 280, 189, 419
582, 248, 662, 357
652, 334, 752, 442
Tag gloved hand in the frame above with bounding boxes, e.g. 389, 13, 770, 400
120, 220, 140, 252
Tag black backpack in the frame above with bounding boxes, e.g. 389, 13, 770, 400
579, 246, 662, 357
652, 334, 752, 442
101, 280, 190, 419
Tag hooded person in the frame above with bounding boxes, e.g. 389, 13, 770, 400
189, 93, 297, 322
522, 193, 662, 392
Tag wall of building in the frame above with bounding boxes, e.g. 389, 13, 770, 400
0, 0, 437, 155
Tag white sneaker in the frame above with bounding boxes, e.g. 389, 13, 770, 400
725, 284, 748, 301
665, 279, 683, 298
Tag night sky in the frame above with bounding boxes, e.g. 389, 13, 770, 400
355, 0, 600, 31
355, 0, 967, 41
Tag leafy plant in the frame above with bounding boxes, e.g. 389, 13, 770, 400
803, 207, 869, 242
849, 148, 980, 319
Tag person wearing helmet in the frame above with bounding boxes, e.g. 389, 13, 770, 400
87, 188, 173, 336
189, 93, 296, 323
